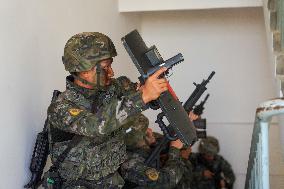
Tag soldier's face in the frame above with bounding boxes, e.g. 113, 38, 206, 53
181, 147, 192, 159
98, 58, 114, 86
203, 154, 214, 161
89, 58, 114, 86
145, 128, 156, 145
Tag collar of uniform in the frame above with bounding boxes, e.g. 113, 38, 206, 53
66, 75, 98, 99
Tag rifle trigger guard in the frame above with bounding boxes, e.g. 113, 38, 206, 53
155, 112, 177, 141
149, 100, 160, 110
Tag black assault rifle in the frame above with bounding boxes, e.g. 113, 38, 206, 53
25, 90, 61, 189
193, 94, 210, 139
183, 71, 215, 112
193, 93, 210, 116
185, 73, 214, 139
122, 29, 197, 146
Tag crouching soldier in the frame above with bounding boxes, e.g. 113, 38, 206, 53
190, 136, 235, 189
121, 113, 185, 189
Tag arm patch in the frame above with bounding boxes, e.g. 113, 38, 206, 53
68, 108, 83, 116
145, 168, 159, 181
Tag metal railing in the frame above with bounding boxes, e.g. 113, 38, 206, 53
245, 98, 284, 189
270, 0, 284, 50
276, 0, 284, 49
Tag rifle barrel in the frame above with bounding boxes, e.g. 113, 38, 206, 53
202, 94, 210, 105
206, 71, 215, 83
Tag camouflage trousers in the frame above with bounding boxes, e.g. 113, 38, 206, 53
42, 183, 121, 189
43, 171, 124, 189
62, 184, 121, 189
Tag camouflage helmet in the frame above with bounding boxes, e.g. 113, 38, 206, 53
125, 114, 149, 149
62, 32, 117, 72
198, 136, 220, 155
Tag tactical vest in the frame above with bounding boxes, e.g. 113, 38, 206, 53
48, 84, 127, 181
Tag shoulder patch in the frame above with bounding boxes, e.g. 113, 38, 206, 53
68, 108, 83, 116
145, 168, 159, 181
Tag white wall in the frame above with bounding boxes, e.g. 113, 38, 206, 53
0, 1, 280, 188
139, 8, 276, 189
0, 0, 141, 188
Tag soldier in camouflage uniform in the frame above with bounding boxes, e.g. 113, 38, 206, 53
189, 136, 235, 189
45, 32, 169, 189
121, 113, 186, 189
174, 111, 201, 189
174, 146, 193, 189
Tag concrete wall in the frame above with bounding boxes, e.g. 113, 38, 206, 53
139, 8, 276, 189
0, 0, 141, 188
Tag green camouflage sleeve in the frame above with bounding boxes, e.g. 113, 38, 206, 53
174, 159, 193, 189
47, 91, 146, 137
189, 153, 206, 181
121, 147, 185, 189
220, 157, 235, 187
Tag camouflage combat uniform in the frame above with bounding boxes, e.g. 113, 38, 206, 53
45, 32, 147, 189
47, 76, 146, 188
174, 158, 193, 189
121, 110, 185, 189
189, 137, 235, 189
121, 146, 185, 189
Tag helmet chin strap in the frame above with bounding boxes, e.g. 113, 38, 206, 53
71, 65, 107, 91
96, 65, 102, 91
71, 74, 97, 89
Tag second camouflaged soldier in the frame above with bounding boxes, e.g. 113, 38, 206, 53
121, 113, 185, 189
174, 146, 193, 189
189, 136, 235, 189
114, 76, 185, 189
45, 32, 168, 189
173, 111, 199, 189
